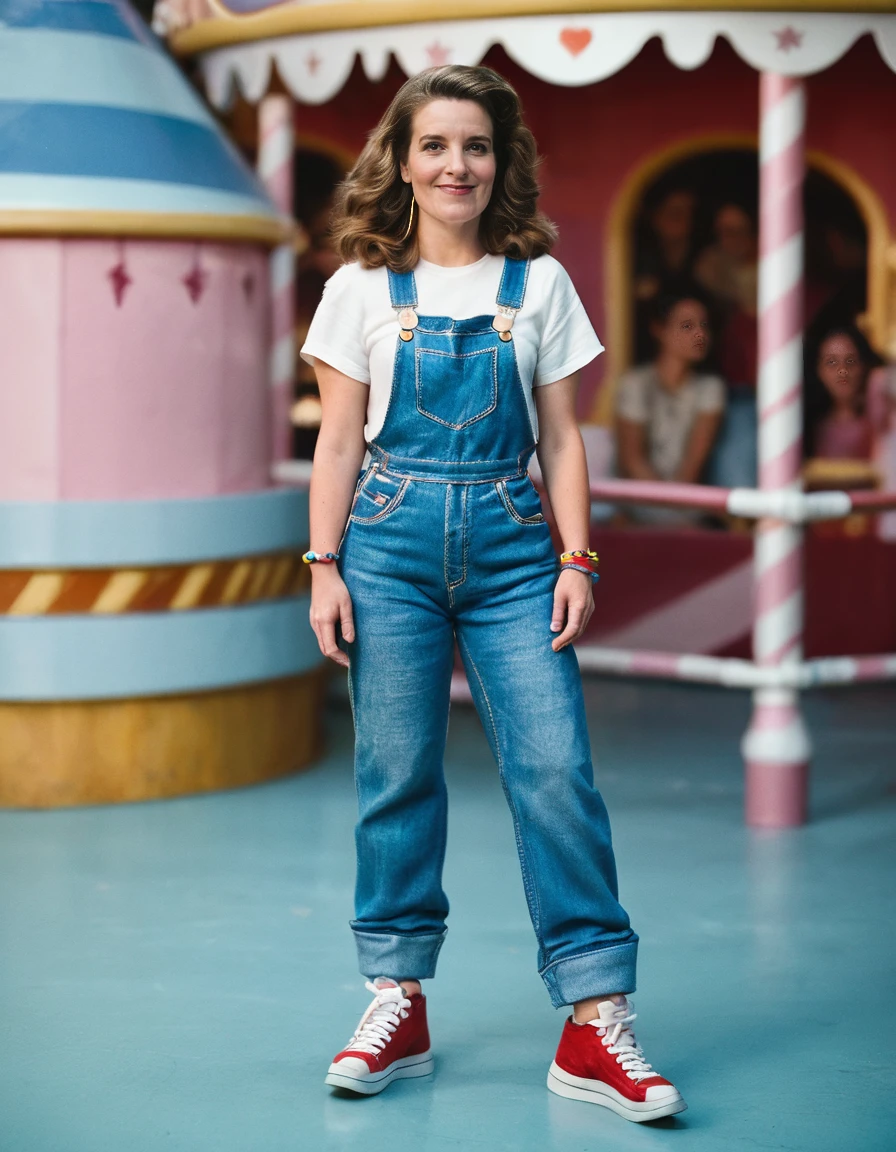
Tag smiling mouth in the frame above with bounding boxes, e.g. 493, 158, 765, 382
438, 185, 475, 195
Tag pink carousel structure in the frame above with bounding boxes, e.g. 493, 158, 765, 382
155, 0, 896, 827
0, 0, 328, 807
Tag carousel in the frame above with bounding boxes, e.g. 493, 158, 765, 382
156, 1, 896, 827
0, 0, 327, 808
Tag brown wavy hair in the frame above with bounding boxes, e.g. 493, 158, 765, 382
330, 65, 557, 272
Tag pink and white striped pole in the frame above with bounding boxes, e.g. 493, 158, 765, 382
741, 73, 812, 827
258, 93, 296, 464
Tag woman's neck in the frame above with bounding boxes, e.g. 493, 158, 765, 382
830, 398, 863, 421
416, 216, 485, 268
654, 352, 691, 391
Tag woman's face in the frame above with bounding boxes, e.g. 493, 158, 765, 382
817, 335, 865, 407
400, 99, 496, 235
655, 299, 710, 362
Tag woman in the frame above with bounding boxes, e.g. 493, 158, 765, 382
615, 293, 725, 524
302, 65, 685, 1123
806, 325, 878, 461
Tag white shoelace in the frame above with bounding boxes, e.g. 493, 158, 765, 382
588, 1005, 656, 1082
344, 982, 412, 1056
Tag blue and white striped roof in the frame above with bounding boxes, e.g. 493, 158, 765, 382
0, 0, 286, 241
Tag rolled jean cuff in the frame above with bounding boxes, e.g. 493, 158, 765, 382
352, 927, 447, 981
540, 939, 639, 1009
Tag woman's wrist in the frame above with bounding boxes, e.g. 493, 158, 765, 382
559, 548, 599, 583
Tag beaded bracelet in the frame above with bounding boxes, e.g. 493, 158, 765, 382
302, 551, 340, 565
559, 548, 600, 583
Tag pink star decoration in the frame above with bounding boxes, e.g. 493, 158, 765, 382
425, 41, 452, 66
107, 260, 132, 307
306, 52, 321, 74
182, 261, 207, 304
775, 26, 804, 52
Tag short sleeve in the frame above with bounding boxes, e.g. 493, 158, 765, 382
300, 264, 371, 385
615, 371, 649, 423
534, 262, 604, 386
695, 375, 726, 414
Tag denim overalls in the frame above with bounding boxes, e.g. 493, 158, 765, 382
340, 257, 638, 1007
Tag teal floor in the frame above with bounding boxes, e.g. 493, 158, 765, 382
1, 679, 894, 1152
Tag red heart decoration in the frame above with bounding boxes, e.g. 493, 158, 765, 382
560, 28, 592, 57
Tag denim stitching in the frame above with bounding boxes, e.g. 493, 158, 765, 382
457, 632, 544, 939
496, 480, 545, 525
538, 940, 636, 978
377, 451, 525, 467
415, 347, 498, 431
387, 268, 418, 309
338, 468, 371, 551
447, 485, 468, 592
443, 485, 454, 608
417, 321, 494, 335
496, 258, 530, 311
349, 478, 410, 524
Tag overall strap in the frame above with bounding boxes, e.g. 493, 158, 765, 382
387, 267, 418, 309
496, 257, 530, 312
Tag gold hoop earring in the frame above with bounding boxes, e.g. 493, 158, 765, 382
402, 194, 416, 241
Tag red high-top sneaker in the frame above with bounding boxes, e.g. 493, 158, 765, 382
548, 998, 686, 1122
325, 979, 433, 1096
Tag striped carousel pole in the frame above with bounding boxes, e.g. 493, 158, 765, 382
258, 94, 296, 463
741, 73, 812, 827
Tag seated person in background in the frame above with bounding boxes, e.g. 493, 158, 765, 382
806, 324, 879, 461
615, 294, 725, 525
694, 204, 758, 321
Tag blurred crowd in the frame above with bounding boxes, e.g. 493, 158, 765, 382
615, 180, 896, 527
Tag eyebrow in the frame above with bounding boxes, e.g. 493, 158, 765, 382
418, 133, 493, 144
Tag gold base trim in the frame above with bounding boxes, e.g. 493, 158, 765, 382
0, 670, 329, 808
0, 552, 310, 616
173, 0, 896, 57
0, 210, 292, 247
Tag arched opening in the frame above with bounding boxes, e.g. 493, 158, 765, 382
595, 136, 891, 427
628, 149, 867, 373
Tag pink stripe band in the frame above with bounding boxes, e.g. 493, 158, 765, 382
760, 440, 803, 490
759, 141, 805, 256
758, 281, 803, 362
760, 383, 801, 422
756, 552, 802, 616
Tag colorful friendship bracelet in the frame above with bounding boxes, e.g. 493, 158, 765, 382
560, 549, 599, 565
302, 551, 340, 565
559, 548, 600, 582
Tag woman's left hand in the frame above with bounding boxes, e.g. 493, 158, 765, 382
550, 568, 594, 652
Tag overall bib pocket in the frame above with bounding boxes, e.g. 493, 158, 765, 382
350, 470, 409, 524
496, 477, 546, 525
415, 346, 498, 430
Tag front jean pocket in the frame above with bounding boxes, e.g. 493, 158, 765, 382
350, 470, 409, 524
496, 478, 545, 524
415, 346, 498, 430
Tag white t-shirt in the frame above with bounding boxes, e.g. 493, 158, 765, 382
301, 253, 603, 441
615, 364, 725, 480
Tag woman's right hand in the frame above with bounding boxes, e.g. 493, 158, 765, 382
309, 568, 355, 668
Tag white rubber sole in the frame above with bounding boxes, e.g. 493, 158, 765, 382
325, 1050, 434, 1096
547, 1062, 687, 1123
